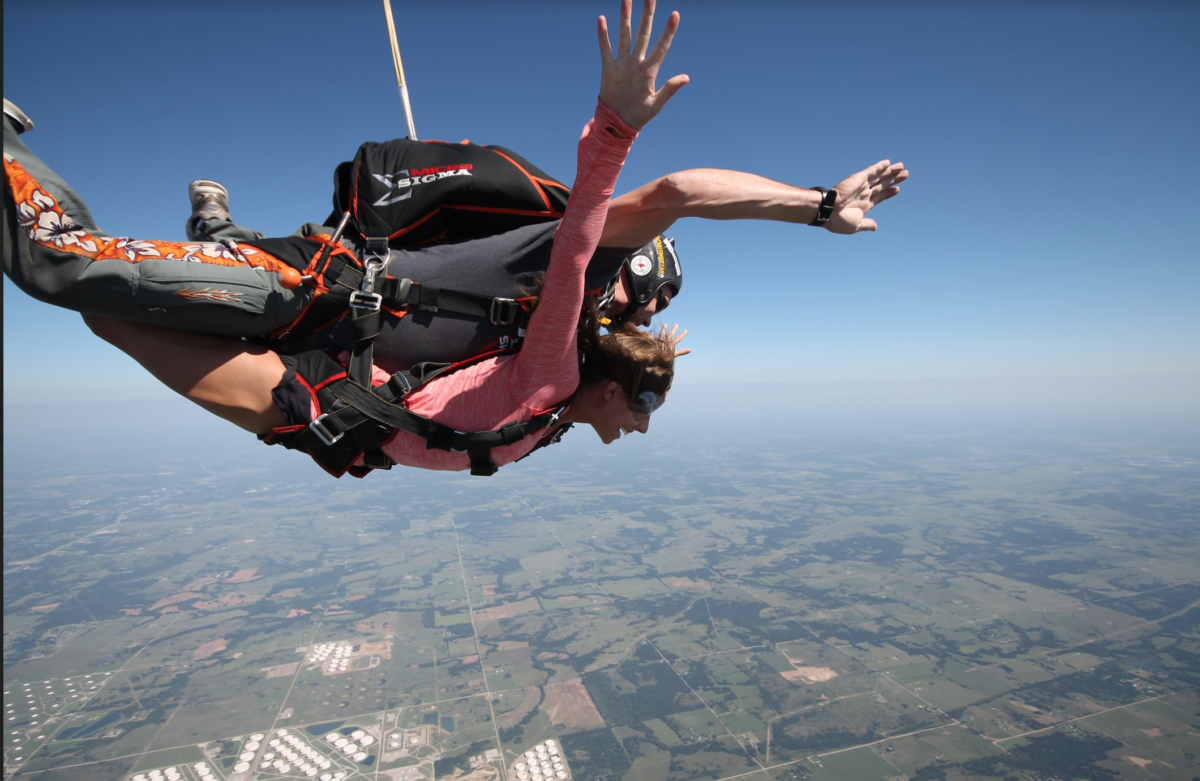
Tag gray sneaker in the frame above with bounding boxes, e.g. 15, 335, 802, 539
186, 179, 231, 240
3, 99, 34, 134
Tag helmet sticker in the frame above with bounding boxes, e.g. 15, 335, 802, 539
664, 238, 681, 276
629, 255, 653, 276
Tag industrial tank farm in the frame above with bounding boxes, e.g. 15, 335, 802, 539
511, 739, 571, 781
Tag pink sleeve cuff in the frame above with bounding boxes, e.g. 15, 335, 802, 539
592, 100, 640, 144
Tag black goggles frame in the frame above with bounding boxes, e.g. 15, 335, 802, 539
629, 390, 665, 416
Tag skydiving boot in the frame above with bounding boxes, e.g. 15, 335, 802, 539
186, 179, 231, 241
3, 99, 35, 134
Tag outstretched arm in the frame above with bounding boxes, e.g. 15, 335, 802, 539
514, 0, 687, 406
600, 160, 908, 246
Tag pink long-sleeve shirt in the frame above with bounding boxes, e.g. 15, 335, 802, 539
357, 102, 637, 472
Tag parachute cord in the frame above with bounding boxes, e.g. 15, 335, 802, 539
382, 0, 419, 141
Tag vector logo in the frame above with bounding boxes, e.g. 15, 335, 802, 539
372, 165, 474, 206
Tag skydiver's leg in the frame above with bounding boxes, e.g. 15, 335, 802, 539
82, 313, 288, 434
3, 113, 105, 237
188, 212, 332, 244
188, 215, 268, 243
3, 115, 312, 337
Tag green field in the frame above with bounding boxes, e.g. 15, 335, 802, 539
5, 426, 1199, 780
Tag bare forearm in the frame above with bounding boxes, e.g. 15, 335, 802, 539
601, 168, 822, 246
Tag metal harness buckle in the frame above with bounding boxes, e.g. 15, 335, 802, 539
350, 255, 388, 314
490, 297, 521, 325
349, 290, 383, 313
309, 413, 344, 446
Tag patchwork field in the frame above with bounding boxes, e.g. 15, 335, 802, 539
5, 421, 1199, 780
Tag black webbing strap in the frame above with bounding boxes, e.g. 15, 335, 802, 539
374, 277, 528, 327
329, 250, 528, 327
516, 422, 575, 464
272, 234, 550, 477
321, 248, 529, 326
270, 248, 359, 353
274, 266, 528, 359
272, 239, 530, 359
289, 366, 566, 476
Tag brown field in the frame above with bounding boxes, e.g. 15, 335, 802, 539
225, 568, 260, 583
194, 593, 252, 610
474, 597, 541, 623
286, 609, 311, 618
543, 679, 604, 729
482, 584, 498, 596
497, 686, 543, 728
779, 650, 839, 684
192, 638, 229, 661
150, 592, 201, 611
556, 595, 580, 602
360, 641, 392, 657
268, 588, 302, 601
347, 594, 367, 601
780, 667, 839, 684
661, 577, 710, 590
266, 662, 300, 679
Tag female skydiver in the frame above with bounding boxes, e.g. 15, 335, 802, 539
2, 0, 689, 478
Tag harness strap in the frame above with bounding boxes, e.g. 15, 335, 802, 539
325, 249, 531, 326
263, 233, 564, 478
273, 243, 532, 357
283, 365, 566, 477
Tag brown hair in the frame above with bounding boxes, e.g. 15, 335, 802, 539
577, 297, 674, 403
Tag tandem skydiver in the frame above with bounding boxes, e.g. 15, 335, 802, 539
3, 0, 909, 478
4, 0, 693, 478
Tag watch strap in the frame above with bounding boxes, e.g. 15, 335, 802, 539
810, 187, 837, 226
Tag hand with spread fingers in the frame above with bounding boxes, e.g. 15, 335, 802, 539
598, 0, 689, 130
825, 160, 910, 234
657, 323, 690, 358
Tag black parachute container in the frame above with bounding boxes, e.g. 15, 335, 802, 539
327, 139, 572, 248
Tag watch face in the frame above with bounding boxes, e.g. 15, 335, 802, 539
629, 255, 653, 276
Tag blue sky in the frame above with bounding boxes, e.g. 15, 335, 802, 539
4, 1, 1198, 410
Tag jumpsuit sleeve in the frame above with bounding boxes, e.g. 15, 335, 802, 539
507, 101, 638, 412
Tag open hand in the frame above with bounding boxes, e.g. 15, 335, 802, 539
598, 0, 689, 130
826, 160, 909, 234
657, 323, 690, 358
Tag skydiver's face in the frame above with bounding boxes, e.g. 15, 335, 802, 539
579, 381, 653, 444
605, 268, 675, 328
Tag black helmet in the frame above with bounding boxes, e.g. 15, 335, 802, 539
603, 235, 682, 326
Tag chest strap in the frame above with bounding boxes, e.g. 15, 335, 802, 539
278, 352, 569, 477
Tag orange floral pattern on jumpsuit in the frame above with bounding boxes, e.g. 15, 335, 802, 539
5, 157, 296, 284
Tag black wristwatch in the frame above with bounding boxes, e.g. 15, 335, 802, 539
810, 187, 837, 227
